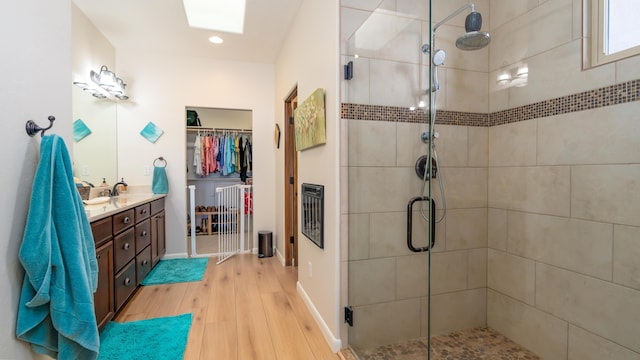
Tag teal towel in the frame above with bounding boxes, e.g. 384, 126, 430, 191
16, 135, 99, 359
152, 166, 168, 194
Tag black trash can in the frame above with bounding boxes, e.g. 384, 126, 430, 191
258, 231, 273, 258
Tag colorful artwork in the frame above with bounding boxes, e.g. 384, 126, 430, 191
294, 88, 326, 151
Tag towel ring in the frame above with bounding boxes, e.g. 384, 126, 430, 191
153, 157, 167, 168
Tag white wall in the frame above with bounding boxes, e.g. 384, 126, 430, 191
275, 0, 341, 351
115, 52, 275, 257
1, 0, 72, 358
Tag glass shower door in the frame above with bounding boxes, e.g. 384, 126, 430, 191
342, 0, 435, 358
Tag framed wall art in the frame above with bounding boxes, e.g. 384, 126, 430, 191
294, 88, 326, 151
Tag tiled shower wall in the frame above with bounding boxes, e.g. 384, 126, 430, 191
487, 1, 640, 359
342, 0, 640, 358
340, 0, 490, 350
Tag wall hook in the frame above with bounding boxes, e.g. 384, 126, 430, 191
26, 115, 56, 137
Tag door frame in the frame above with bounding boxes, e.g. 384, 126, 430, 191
284, 87, 298, 266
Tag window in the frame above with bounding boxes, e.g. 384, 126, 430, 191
590, 0, 640, 66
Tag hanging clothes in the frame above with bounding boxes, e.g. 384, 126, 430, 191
239, 136, 247, 182
211, 134, 219, 173
227, 134, 233, 173
201, 134, 211, 177
193, 133, 203, 176
223, 134, 233, 175
220, 134, 227, 176
191, 130, 252, 179
246, 137, 252, 172
216, 134, 223, 174
234, 134, 240, 173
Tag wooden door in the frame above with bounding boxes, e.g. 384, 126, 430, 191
284, 88, 298, 266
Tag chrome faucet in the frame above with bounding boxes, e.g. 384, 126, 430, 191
111, 178, 128, 197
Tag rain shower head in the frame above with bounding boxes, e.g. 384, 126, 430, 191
456, 31, 491, 50
426, 3, 491, 52
456, 11, 491, 50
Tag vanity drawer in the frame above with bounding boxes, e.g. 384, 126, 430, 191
114, 260, 136, 311
91, 217, 112, 247
135, 219, 151, 253
135, 203, 150, 223
114, 227, 136, 272
113, 209, 135, 235
136, 245, 152, 285
150, 198, 164, 215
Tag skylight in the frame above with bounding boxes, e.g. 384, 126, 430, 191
182, 0, 246, 34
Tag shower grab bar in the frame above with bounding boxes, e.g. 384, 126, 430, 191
407, 196, 436, 252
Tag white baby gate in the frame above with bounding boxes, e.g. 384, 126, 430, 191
216, 184, 252, 264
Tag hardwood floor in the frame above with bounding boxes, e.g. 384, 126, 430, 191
115, 254, 339, 360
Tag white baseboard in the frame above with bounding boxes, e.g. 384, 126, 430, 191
275, 247, 285, 265
162, 252, 189, 260
296, 282, 342, 353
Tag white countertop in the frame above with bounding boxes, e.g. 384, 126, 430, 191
84, 192, 166, 222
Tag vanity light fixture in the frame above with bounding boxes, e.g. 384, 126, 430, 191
74, 65, 128, 100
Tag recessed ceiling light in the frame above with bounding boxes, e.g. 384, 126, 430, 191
183, 0, 246, 34
209, 36, 224, 44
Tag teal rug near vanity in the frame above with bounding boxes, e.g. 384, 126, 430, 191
141, 258, 208, 285
98, 313, 192, 360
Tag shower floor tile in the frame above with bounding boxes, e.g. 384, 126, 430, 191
349, 327, 540, 360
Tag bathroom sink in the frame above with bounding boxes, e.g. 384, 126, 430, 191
83, 196, 111, 205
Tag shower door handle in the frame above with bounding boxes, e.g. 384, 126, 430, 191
407, 196, 436, 252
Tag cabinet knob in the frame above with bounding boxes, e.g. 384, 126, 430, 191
141, 231, 147, 237
124, 278, 131, 286
123, 243, 131, 250
97, 254, 101, 260
141, 209, 147, 214
123, 217, 130, 224
142, 259, 149, 266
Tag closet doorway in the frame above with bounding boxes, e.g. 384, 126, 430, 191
284, 88, 298, 266
185, 107, 254, 258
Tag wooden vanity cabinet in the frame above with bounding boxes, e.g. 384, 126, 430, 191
112, 208, 137, 314
114, 228, 136, 272
91, 217, 114, 330
150, 198, 166, 267
135, 203, 152, 285
89, 196, 165, 330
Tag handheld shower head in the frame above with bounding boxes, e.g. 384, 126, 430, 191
456, 11, 491, 50
421, 45, 446, 66
432, 49, 446, 66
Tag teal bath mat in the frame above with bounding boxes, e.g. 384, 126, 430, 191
141, 258, 208, 285
98, 313, 192, 360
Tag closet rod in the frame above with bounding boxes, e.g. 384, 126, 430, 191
186, 126, 252, 134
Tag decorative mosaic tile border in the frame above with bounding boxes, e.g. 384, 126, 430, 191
339, 103, 489, 126
341, 78, 640, 127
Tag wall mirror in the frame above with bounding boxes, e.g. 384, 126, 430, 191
72, 84, 118, 187
71, 3, 118, 187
